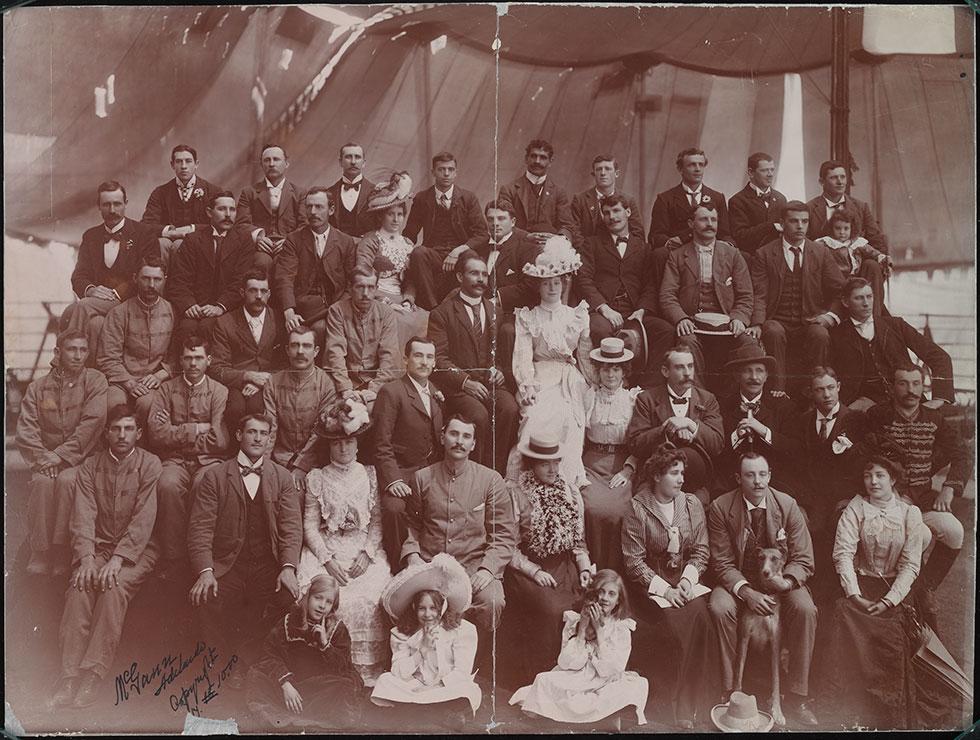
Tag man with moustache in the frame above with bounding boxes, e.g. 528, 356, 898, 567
142, 145, 220, 266
626, 348, 724, 504
62, 181, 159, 357
403, 415, 518, 653
236, 144, 307, 272
263, 326, 336, 494
16, 331, 108, 576
97, 255, 176, 425
570, 155, 645, 246
404, 152, 489, 310
478, 200, 540, 313
830, 277, 954, 407
428, 252, 519, 474
648, 148, 732, 252
188, 414, 302, 684
715, 344, 797, 495
323, 268, 402, 411
497, 139, 575, 246
327, 143, 375, 238
707, 452, 819, 727
166, 191, 257, 342
727, 153, 788, 257
276, 187, 358, 356
148, 336, 230, 580
52, 404, 161, 709
660, 202, 755, 387
577, 194, 674, 364
805, 160, 888, 253
372, 337, 444, 565
865, 366, 972, 622
209, 269, 285, 430
748, 201, 845, 396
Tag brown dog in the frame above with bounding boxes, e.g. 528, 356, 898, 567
733, 547, 794, 726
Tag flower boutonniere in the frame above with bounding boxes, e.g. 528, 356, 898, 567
832, 433, 853, 455
701, 194, 712, 204
433, 389, 446, 404
124, 239, 135, 251
193, 187, 205, 199
776, 527, 787, 543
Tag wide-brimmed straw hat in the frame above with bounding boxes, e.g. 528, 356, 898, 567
522, 235, 581, 278
314, 397, 372, 440
380, 553, 472, 622
711, 692, 774, 733
723, 342, 776, 373
517, 432, 563, 460
365, 171, 413, 212
589, 336, 634, 364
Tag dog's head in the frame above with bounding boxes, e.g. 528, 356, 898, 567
753, 547, 786, 593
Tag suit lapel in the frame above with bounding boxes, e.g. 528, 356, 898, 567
764, 489, 781, 546
227, 462, 248, 504
354, 181, 371, 214
259, 460, 278, 547
236, 310, 259, 350
402, 375, 431, 420
683, 245, 700, 280
729, 494, 749, 563
257, 182, 273, 215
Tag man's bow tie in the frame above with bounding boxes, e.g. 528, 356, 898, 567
740, 401, 761, 414
342, 182, 360, 192
829, 201, 845, 210
616, 239, 628, 248
669, 394, 688, 405
103, 231, 122, 244
240, 463, 262, 477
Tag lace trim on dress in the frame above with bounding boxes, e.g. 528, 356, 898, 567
515, 301, 590, 358
308, 462, 374, 536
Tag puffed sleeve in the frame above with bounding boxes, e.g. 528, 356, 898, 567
390, 628, 424, 681
303, 471, 334, 565
884, 504, 923, 607
556, 611, 589, 671
572, 301, 596, 386
512, 307, 536, 393
590, 618, 634, 678
832, 496, 863, 598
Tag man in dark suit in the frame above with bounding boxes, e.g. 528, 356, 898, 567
477, 200, 540, 314
576, 194, 674, 366
497, 139, 575, 246
166, 191, 257, 342
831, 276, 954, 406
371, 337, 444, 566
716, 344, 797, 496
570, 154, 645, 247
236, 144, 306, 273
648, 147, 732, 251
404, 151, 489, 310
62, 180, 159, 359
209, 269, 284, 431
187, 413, 301, 678
275, 187, 358, 356
142, 144, 220, 267
727, 152, 788, 257
428, 251, 519, 475
805, 160, 888, 253
748, 201, 845, 395
707, 451, 819, 727
327, 142, 375, 237
626, 347, 724, 503
660, 202, 755, 388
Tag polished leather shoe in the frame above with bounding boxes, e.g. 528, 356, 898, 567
50, 677, 78, 708
787, 699, 819, 727
73, 674, 101, 708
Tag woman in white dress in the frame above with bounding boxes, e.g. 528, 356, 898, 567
509, 569, 648, 726
355, 172, 429, 347
371, 554, 482, 727
296, 398, 391, 687
509, 236, 595, 489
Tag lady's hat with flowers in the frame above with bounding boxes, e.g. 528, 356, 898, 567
522, 235, 582, 278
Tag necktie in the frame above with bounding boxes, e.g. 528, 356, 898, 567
469, 303, 482, 334
214, 232, 225, 257
666, 525, 680, 555
740, 401, 760, 415
240, 463, 262, 477
314, 233, 327, 258
179, 185, 192, 203
342, 181, 360, 192
688, 190, 701, 207
750, 507, 766, 542
819, 414, 836, 440
830, 201, 844, 210
669, 394, 688, 406
790, 246, 802, 273
439, 193, 451, 209
269, 185, 281, 210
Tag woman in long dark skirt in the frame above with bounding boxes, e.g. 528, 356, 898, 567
621, 445, 720, 730
828, 456, 966, 730
503, 433, 594, 687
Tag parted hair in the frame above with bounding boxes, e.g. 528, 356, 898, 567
208, 190, 237, 209
97, 180, 127, 203
525, 139, 555, 158
841, 276, 871, 300
454, 249, 485, 275
819, 160, 847, 180
137, 254, 168, 277
747, 152, 775, 170
484, 199, 517, 219
863, 455, 905, 491
599, 193, 631, 211
170, 144, 198, 163
106, 403, 139, 427
676, 147, 707, 169
781, 200, 810, 220
580, 569, 630, 621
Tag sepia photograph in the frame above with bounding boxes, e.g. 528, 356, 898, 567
3, 2, 976, 734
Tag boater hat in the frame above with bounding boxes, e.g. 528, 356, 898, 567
517, 432, 563, 460
723, 342, 777, 373
522, 236, 582, 278
380, 553, 472, 622
589, 337, 634, 364
693, 311, 733, 335
711, 692, 775, 733
365, 171, 413, 212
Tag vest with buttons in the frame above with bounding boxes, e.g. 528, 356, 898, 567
857, 333, 892, 389
698, 279, 723, 313
335, 197, 359, 236
523, 183, 551, 233
427, 196, 457, 249
772, 263, 804, 325
241, 482, 275, 566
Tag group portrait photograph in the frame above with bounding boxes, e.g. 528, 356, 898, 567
2, 2, 976, 735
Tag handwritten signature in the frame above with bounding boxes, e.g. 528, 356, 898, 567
114, 641, 209, 705
168, 652, 239, 716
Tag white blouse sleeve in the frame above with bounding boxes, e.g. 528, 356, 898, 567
556, 611, 589, 671
363, 466, 383, 563
590, 618, 634, 678
303, 471, 334, 565
573, 302, 596, 387
390, 628, 424, 680
512, 308, 536, 393
832, 497, 862, 598
884, 505, 924, 607
442, 620, 478, 686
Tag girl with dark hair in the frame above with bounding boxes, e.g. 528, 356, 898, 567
509, 569, 649, 726
245, 574, 364, 731
621, 444, 720, 729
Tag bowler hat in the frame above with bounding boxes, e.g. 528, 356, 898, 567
723, 342, 776, 373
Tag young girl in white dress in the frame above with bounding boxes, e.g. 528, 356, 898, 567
371, 554, 482, 725
509, 569, 649, 726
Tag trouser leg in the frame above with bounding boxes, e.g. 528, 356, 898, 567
492, 388, 520, 476
60, 569, 101, 678
155, 462, 192, 562
780, 587, 818, 696
761, 320, 788, 391
708, 586, 738, 693
28, 467, 78, 552
589, 313, 615, 347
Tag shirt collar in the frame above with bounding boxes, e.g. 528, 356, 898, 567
183, 374, 207, 388
749, 182, 771, 197
137, 295, 161, 310
458, 292, 482, 308
525, 171, 547, 186
109, 447, 136, 463
493, 231, 513, 247
237, 450, 263, 468
817, 402, 841, 421
177, 175, 197, 191
682, 183, 702, 196
824, 194, 846, 207
212, 226, 228, 239
695, 240, 715, 252
105, 219, 126, 235
744, 496, 768, 511
668, 386, 693, 400
435, 184, 455, 201
244, 307, 267, 323
407, 374, 430, 396
895, 403, 922, 422
595, 188, 614, 200
265, 178, 285, 192
610, 231, 630, 244
782, 238, 804, 252
851, 315, 873, 327
342, 175, 363, 186
741, 392, 763, 405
